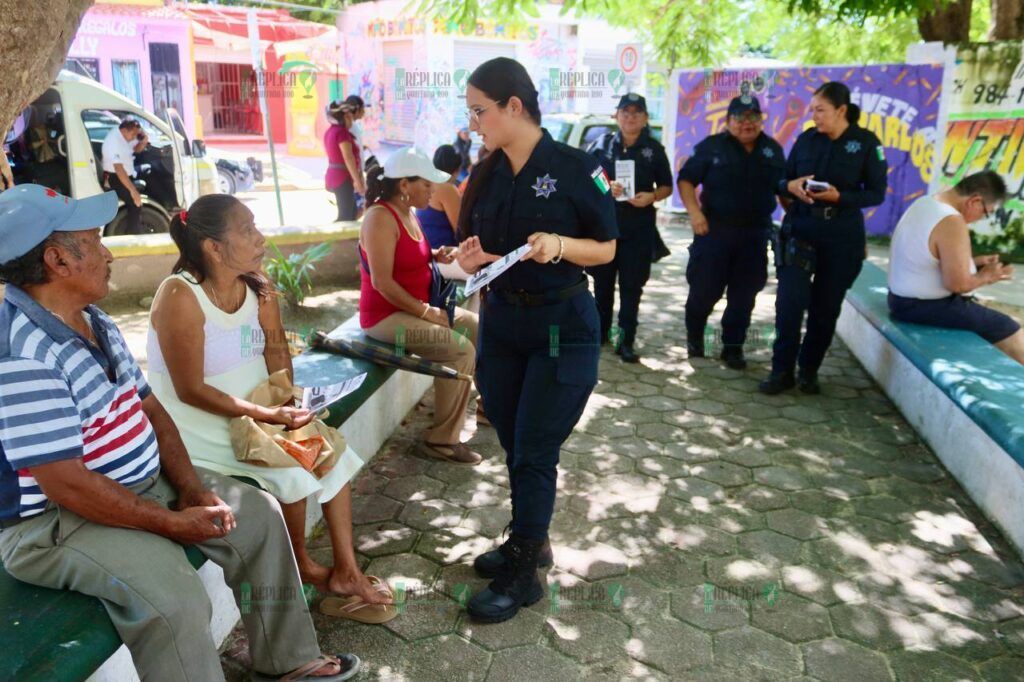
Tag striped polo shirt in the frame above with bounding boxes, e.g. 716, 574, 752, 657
0, 286, 160, 520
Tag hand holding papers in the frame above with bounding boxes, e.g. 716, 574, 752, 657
464, 243, 533, 297
614, 160, 635, 202
301, 373, 367, 412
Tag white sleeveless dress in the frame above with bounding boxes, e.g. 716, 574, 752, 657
146, 273, 363, 504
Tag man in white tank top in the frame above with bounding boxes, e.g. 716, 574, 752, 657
888, 170, 1024, 364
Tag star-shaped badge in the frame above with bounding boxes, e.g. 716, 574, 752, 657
532, 173, 558, 198
762, 147, 775, 158
844, 140, 861, 154
641, 147, 654, 161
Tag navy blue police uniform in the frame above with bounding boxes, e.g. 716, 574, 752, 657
469, 129, 617, 543
765, 122, 887, 391
586, 96, 673, 359
676, 97, 786, 363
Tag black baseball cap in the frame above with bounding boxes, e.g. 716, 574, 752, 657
616, 93, 647, 112
344, 94, 368, 109
727, 95, 762, 117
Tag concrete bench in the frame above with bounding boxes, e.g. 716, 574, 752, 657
836, 261, 1024, 559
0, 315, 431, 681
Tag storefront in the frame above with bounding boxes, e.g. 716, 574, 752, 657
338, 0, 580, 154
65, 1, 196, 137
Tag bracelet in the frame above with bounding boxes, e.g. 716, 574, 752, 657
550, 234, 565, 264
419, 303, 430, 319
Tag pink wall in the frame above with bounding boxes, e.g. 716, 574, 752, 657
67, 9, 197, 138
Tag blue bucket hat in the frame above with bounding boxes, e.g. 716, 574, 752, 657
0, 185, 118, 264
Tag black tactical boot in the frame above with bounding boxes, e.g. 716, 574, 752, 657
797, 370, 821, 394
758, 371, 796, 395
467, 535, 546, 623
720, 347, 747, 370
474, 528, 553, 578
618, 340, 640, 363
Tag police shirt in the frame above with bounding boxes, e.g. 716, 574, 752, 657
782, 124, 887, 241
676, 131, 786, 229
587, 127, 673, 237
469, 129, 618, 294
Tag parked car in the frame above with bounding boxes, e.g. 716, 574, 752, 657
544, 113, 664, 150
211, 155, 263, 195
5, 70, 207, 235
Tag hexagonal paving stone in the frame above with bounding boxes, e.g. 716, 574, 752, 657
888, 650, 980, 682
751, 592, 832, 643
671, 583, 749, 631
802, 638, 892, 682
728, 484, 790, 512
444, 479, 507, 509
547, 609, 631, 664
665, 477, 727, 504
626, 618, 713, 675
852, 494, 917, 523
582, 418, 636, 439
350, 493, 404, 525
714, 625, 802, 677
555, 541, 630, 581
637, 395, 685, 412
636, 455, 690, 479
457, 605, 548, 651
591, 576, 671, 625
460, 506, 511, 539
789, 490, 854, 517
398, 498, 465, 531
354, 521, 419, 557
719, 446, 775, 468
578, 452, 636, 476
398, 633, 491, 677
909, 611, 1007, 662
828, 602, 920, 651
654, 518, 737, 556
690, 460, 752, 488
685, 399, 731, 416
766, 508, 827, 541
705, 556, 779, 593
663, 442, 720, 464
365, 552, 440, 593
781, 565, 865, 607
737, 530, 804, 567
732, 401, 782, 420
617, 381, 660, 398
977, 657, 1024, 681
779, 404, 829, 424
637, 422, 688, 443
753, 465, 812, 491
415, 527, 493, 566
381, 473, 447, 502
385, 586, 463, 641
607, 406, 663, 424
944, 550, 1024, 590
486, 645, 582, 681
630, 549, 705, 590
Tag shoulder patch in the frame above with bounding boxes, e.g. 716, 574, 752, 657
591, 166, 611, 194
876, 145, 885, 161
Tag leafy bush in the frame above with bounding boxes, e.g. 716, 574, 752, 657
264, 242, 332, 307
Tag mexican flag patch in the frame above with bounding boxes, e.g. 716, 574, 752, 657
876, 145, 885, 161
591, 166, 611, 194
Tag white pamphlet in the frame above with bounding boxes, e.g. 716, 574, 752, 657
301, 372, 367, 412
614, 160, 636, 201
463, 243, 533, 297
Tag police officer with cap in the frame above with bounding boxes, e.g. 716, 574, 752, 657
760, 81, 887, 394
677, 94, 786, 368
587, 93, 674, 362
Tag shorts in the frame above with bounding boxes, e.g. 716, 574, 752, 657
888, 292, 1021, 344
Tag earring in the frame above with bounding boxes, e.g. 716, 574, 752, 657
402, 194, 409, 203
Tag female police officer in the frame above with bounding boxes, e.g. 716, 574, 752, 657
587, 93, 674, 362
454, 57, 618, 623
760, 81, 887, 394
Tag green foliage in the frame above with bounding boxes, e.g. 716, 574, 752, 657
973, 216, 1024, 262
264, 242, 332, 307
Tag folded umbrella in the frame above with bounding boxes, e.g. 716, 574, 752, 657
310, 331, 472, 381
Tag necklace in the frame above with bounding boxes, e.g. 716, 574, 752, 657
205, 280, 242, 312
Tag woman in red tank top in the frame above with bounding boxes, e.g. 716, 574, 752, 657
359, 147, 484, 464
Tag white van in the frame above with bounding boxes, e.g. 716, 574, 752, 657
5, 70, 212, 235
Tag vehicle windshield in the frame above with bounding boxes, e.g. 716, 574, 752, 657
545, 119, 572, 144
81, 109, 174, 149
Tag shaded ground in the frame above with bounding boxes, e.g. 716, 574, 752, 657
211, 221, 1024, 681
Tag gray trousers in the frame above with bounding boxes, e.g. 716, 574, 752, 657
0, 469, 321, 681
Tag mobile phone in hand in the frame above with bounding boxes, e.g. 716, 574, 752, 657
805, 179, 830, 193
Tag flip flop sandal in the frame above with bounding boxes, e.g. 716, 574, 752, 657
419, 441, 482, 465
319, 575, 398, 624
251, 653, 361, 681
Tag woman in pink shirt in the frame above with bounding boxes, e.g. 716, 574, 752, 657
324, 101, 365, 222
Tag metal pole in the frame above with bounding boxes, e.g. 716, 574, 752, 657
247, 8, 286, 226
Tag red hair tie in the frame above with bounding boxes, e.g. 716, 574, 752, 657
179, 209, 188, 224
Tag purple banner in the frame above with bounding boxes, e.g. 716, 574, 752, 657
672, 64, 943, 235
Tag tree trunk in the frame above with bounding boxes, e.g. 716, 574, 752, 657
989, 0, 1024, 39
0, 0, 94, 137
918, 0, 973, 42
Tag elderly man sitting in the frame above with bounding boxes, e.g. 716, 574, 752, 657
0, 185, 359, 681
888, 170, 1023, 364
